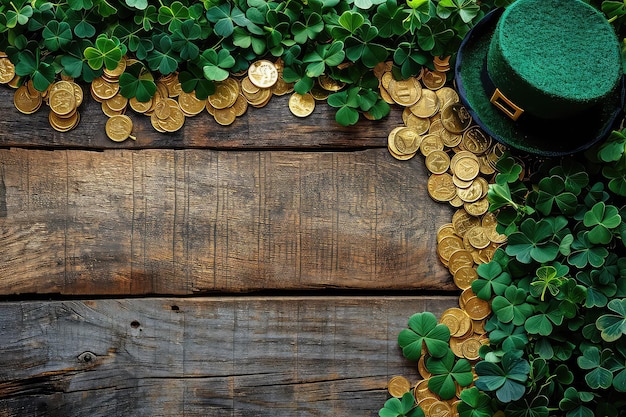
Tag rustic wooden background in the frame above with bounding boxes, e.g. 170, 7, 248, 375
0, 87, 459, 416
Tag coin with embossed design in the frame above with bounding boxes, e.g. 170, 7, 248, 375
441, 103, 472, 134
106, 114, 133, 142
288, 92, 315, 117
388, 376, 412, 398
248, 60, 278, 89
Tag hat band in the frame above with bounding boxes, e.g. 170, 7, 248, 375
490, 88, 524, 121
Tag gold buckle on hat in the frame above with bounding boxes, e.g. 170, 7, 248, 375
490, 88, 524, 121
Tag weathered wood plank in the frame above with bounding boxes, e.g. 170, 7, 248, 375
0, 148, 454, 295
0, 296, 458, 416
0, 86, 401, 150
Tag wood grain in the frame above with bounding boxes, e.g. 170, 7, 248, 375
0, 296, 458, 417
0, 86, 402, 150
0, 147, 455, 295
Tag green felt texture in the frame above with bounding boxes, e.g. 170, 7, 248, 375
456, 4, 624, 156
487, 0, 621, 119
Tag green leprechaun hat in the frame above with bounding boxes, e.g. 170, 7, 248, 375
455, 0, 625, 156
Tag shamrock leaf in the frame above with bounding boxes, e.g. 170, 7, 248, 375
437, 0, 481, 23
457, 387, 493, 417
42, 21, 73, 52
473, 258, 512, 300
178, 63, 215, 100
171, 19, 202, 60
158, 1, 190, 31
530, 264, 568, 301
534, 175, 578, 216
303, 41, 345, 78
426, 350, 473, 400
577, 346, 613, 390
548, 159, 589, 194
119, 61, 157, 102
398, 312, 451, 360
474, 350, 530, 403
505, 217, 564, 264
378, 392, 424, 417
146, 34, 179, 75
596, 298, 626, 342
568, 231, 609, 269
583, 202, 621, 245
372, 0, 410, 37
201, 48, 235, 81
291, 11, 323, 44
504, 395, 550, 417
327, 87, 361, 126
338, 10, 365, 34
491, 285, 534, 326
6, 0, 33, 28
84, 34, 123, 70
206, 3, 249, 37
14, 49, 56, 92
125, 0, 148, 10
524, 299, 564, 336
559, 387, 594, 417
344, 23, 389, 68
393, 42, 427, 79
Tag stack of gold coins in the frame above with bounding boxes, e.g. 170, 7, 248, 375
207, 76, 243, 126
47, 80, 83, 132
13, 80, 43, 116
270, 58, 294, 96
433, 56, 452, 73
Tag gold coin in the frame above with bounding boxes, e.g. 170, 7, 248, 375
448, 250, 475, 274
472, 319, 487, 335
49, 110, 80, 132
310, 83, 330, 100
381, 72, 394, 90
153, 99, 171, 119
409, 89, 439, 118
388, 376, 412, 398
288, 92, 315, 117
205, 99, 215, 116
129, 96, 153, 113
428, 173, 457, 202
437, 235, 465, 262
452, 208, 481, 237
462, 126, 492, 155
403, 112, 431, 135
451, 151, 480, 182
422, 69, 447, 90
49, 88, 76, 116
437, 223, 457, 243
464, 296, 492, 320
462, 337, 483, 361
459, 288, 477, 309
440, 128, 463, 148
435, 87, 459, 110
232, 94, 248, 117
394, 127, 422, 155
425, 150, 450, 174
241, 76, 260, 94
453, 266, 479, 290
213, 106, 237, 126
13, 85, 42, 114
452, 174, 473, 189
464, 198, 490, 217
428, 400, 452, 417
106, 92, 129, 112
7, 74, 21, 88
101, 100, 124, 117
456, 181, 483, 203
466, 226, 491, 249
428, 119, 444, 136
318, 74, 345, 92
441, 103, 472, 134
479, 155, 496, 176
413, 380, 434, 403
209, 78, 239, 109
177, 90, 206, 116
420, 133, 444, 157
159, 104, 185, 132
243, 86, 272, 106
374, 61, 393, 80
105, 114, 133, 142
388, 77, 421, 106
418, 355, 432, 379
379, 85, 395, 105
103, 57, 126, 78
445, 308, 472, 338
0, 57, 15, 84
248, 60, 279, 89
91, 76, 119, 100
389, 147, 417, 161
150, 112, 167, 133
449, 195, 464, 208
450, 335, 470, 358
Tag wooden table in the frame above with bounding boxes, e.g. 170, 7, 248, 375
0, 86, 459, 416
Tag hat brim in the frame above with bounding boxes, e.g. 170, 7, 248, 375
455, 8, 625, 156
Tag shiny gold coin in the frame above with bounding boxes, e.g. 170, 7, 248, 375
479, 155, 496, 176
464, 198, 490, 217
388, 77, 421, 106
462, 337, 483, 361
440, 128, 463, 148
448, 250, 475, 274
310, 83, 330, 101
205, 99, 215, 116
388, 133, 417, 160
462, 126, 492, 155
452, 174, 473, 189
91, 76, 119, 100
232, 94, 248, 117
466, 226, 491, 250
437, 235, 465, 262
403, 111, 431, 135
373, 61, 393, 80
437, 223, 457, 243
153, 99, 171, 120
165, 79, 182, 98
420, 133, 445, 157
425, 150, 450, 174
49, 109, 80, 132
318, 74, 345, 92
288, 92, 315, 117
435, 87, 459, 110
464, 296, 492, 320
451, 151, 480, 182
472, 319, 487, 335
409, 89, 439, 118
7, 74, 21, 89
177, 90, 206, 116
213, 106, 237, 126
428, 173, 457, 202
418, 355, 432, 379
129, 96, 153, 114
394, 127, 422, 155
243, 87, 272, 107
101, 100, 124, 117
379, 85, 395, 105
49, 88, 76, 116
13, 85, 42, 114
449, 195, 465, 208
103, 58, 127, 78
441, 103, 472, 134
271, 76, 294, 96
413, 380, 434, 403
0, 57, 15, 84
159, 105, 185, 132
429, 400, 452, 417
388, 376, 412, 398
106, 93, 129, 112
241, 76, 260, 94
428, 119, 444, 136
453, 266, 479, 290
105, 114, 133, 142
381, 72, 394, 90
456, 181, 483, 203
459, 288, 477, 309
248, 60, 279, 89
209, 78, 239, 109
452, 208, 481, 237
445, 308, 473, 338
422, 69, 447, 90
450, 334, 470, 358
150, 112, 166, 133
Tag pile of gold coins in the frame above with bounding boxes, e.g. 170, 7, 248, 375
380, 60, 508, 417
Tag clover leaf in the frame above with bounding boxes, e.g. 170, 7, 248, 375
583, 202, 621, 245
504, 395, 549, 417
426, 350, 473, 400
473, 258, 512, 300
206, 3, 249, 37
548, 159, 589, 194
505, 217, 565, 264
437, 0, 480, 24
119, 61, 157, 102
534, 175, 578, 216
558, 387, 594, 417
201, 48, 235, 81
344, 22, 389, 68
393, 42, 427, 79
397, 312, 451, 360
171, 19, 202, 60
125, 0, 147, 10
524, 299, 564, 336
474, 350, 530, 403
378, 392, 424, 417
457, 387, 493, 417
530, 264, 568, 301
596, 298, 626, 342
178, 63, 215, 100
372, 0, 410, 37
303, 41, 345, 78
84, 33, 123, 70
577, 346, 614, 390
42, 21, 73, 51
291, 11, 323, 43
146, 34, 179, 75
158, 1, 189, 32
491, 285, 534, 326
6, 0, 33, 28
14, 49, 56, 91
569, 231, 609, 269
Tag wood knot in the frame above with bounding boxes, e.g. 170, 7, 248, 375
77, 351, 97, 364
